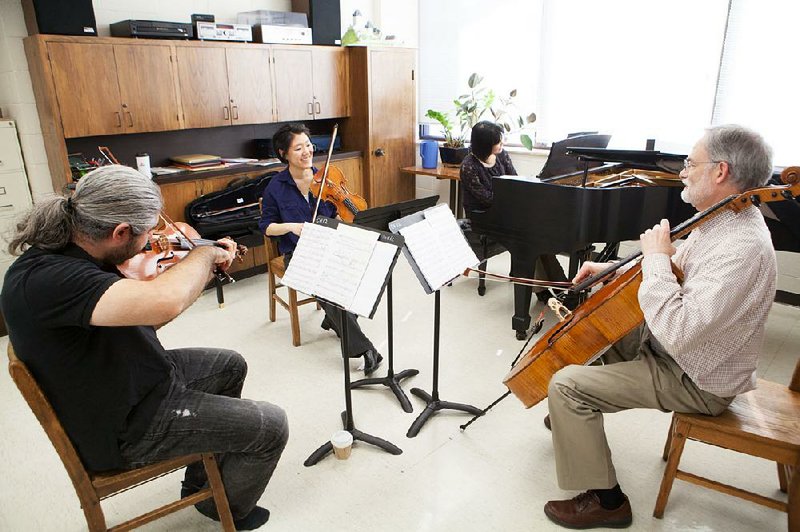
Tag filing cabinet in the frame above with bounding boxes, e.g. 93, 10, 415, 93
0, 121, 34, 287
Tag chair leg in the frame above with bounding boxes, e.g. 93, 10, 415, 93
779, 463, 789, 493
202, 453, 235, 532
789, 462, 799, 532
268, 272, 277, 322
654, 417, 690, 518
662, 415, 677, 461
289, 288, 301, 347
79, 492, 107, 531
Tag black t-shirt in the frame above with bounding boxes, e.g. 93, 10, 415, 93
1, 244, 173, 471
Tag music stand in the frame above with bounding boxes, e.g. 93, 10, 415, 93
350, 196, 440, 412
389, 204, 484, 438
282, 218, 405, 466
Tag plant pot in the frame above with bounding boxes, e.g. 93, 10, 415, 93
439, 146, 469, 167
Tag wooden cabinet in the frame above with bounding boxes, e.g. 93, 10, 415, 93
176, 46, 273, 129
342, 47, 415, 207
0, 121, 34, 286
272, 45, 349, 122
47, 41, 180, 138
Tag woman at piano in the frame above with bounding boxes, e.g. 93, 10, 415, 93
258, 123, 383, 375
460, 121, 568, 301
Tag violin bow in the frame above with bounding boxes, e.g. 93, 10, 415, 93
311, 123, 339, 222
159, 212, 235, 284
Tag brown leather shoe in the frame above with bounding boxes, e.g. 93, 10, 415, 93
544, 491, 632, 529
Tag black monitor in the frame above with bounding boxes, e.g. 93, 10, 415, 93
354, 195, 440, 232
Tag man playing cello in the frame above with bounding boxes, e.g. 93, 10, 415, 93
543, 125, 777, 528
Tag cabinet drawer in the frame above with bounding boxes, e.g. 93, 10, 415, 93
0, 125, 24, 173
0, 172, 33, 218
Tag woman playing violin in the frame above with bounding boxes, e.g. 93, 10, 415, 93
2, 165, 287, 529
258, 123, 383, 375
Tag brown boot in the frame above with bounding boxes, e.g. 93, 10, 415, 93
544, 491, 632, 529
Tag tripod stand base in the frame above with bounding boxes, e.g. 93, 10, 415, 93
350, 368, 420, 413
304, 411, 402, 466
406, 388, 484, 438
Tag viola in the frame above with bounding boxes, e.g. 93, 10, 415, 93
118, 221, 246, 282
310, 164, 367, 223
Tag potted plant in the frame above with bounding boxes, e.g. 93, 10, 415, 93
425, 109, 469, 166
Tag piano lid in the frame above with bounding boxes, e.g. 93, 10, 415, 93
566, 147, 686, 174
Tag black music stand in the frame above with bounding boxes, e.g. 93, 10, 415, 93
282, 217, 404, 466
406, 289, 483, 437
350, 196, 439, 412
305, 306, 402, 466
389, 204, 484, 437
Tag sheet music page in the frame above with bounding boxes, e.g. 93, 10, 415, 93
399, 204, 479, 291
281, 222, 334, 296
349, 241, 397, 317
312, 223, 378, 309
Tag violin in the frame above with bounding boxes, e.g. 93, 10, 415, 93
311, 164, 367, 223
310, 123, 368, 223
118, 219, 246, 282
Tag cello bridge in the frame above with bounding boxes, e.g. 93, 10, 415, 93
548, 297, 573, 322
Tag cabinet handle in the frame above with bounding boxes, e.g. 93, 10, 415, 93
315, 101, 321, 114
374, 148, 385, 157
115, 112, 122, 127
307, 103, 314, 115
232, 105, 239, 120
126, 111, 133, 127
223, 106, 230, 120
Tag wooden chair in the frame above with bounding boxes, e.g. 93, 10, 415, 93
264, 233, 320, 347
7, 345, 235, 531
654, 359, 800, 531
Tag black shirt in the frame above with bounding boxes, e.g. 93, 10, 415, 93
1, 244, 173, 471
459, 150, 517, 214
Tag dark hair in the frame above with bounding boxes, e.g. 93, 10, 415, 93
7, 165, 162, 255
272, 123, 311, 163
469, 121, 504, 160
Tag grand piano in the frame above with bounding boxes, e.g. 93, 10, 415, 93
470, 147, 695, 339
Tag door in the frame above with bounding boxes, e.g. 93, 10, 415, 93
114, 44, 180, 133
272, 47, 315, 122
312, 47, 349, 119
226, 48, 274, 125
47, 42, 123, 138
176, 47, 231, 129
368, 48, 416, 207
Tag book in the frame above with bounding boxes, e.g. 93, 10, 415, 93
281, 218, 403, 318
170, 154, 222, 165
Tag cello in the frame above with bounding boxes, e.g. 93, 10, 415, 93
503, 167, 800, 408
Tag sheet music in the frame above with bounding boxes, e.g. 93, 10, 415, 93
281, 220, 397, 317
313, 224, 378, 309
398, 203, 479, 291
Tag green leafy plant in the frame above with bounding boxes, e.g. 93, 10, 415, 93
425, 109, 466, 148
430, 73, 537, 150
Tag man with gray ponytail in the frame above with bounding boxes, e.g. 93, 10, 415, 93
2, 165, 287, 530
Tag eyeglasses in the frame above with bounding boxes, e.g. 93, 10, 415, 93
683, 159, 720, 170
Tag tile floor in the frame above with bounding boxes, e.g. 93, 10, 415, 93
0, 251, 797, 531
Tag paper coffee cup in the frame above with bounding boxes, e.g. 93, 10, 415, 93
331, 430, 353, 460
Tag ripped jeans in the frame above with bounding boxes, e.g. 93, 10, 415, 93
119, 348, 289, 520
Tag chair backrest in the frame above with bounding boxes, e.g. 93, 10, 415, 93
7, 344, 96, 495
537, 134, 612, 180
257, 197, 281, 263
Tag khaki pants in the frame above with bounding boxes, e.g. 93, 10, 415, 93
547, 324, 732, 490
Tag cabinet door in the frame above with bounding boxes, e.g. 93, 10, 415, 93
114, 44, 180, 133
176, 47, 231, 129
272, 47, 315, 122
226, 48, 274, 125
47, 42, 123, 138
312, 47, 349, 119
159, 180, 202, 224
368, 48, 416, 207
